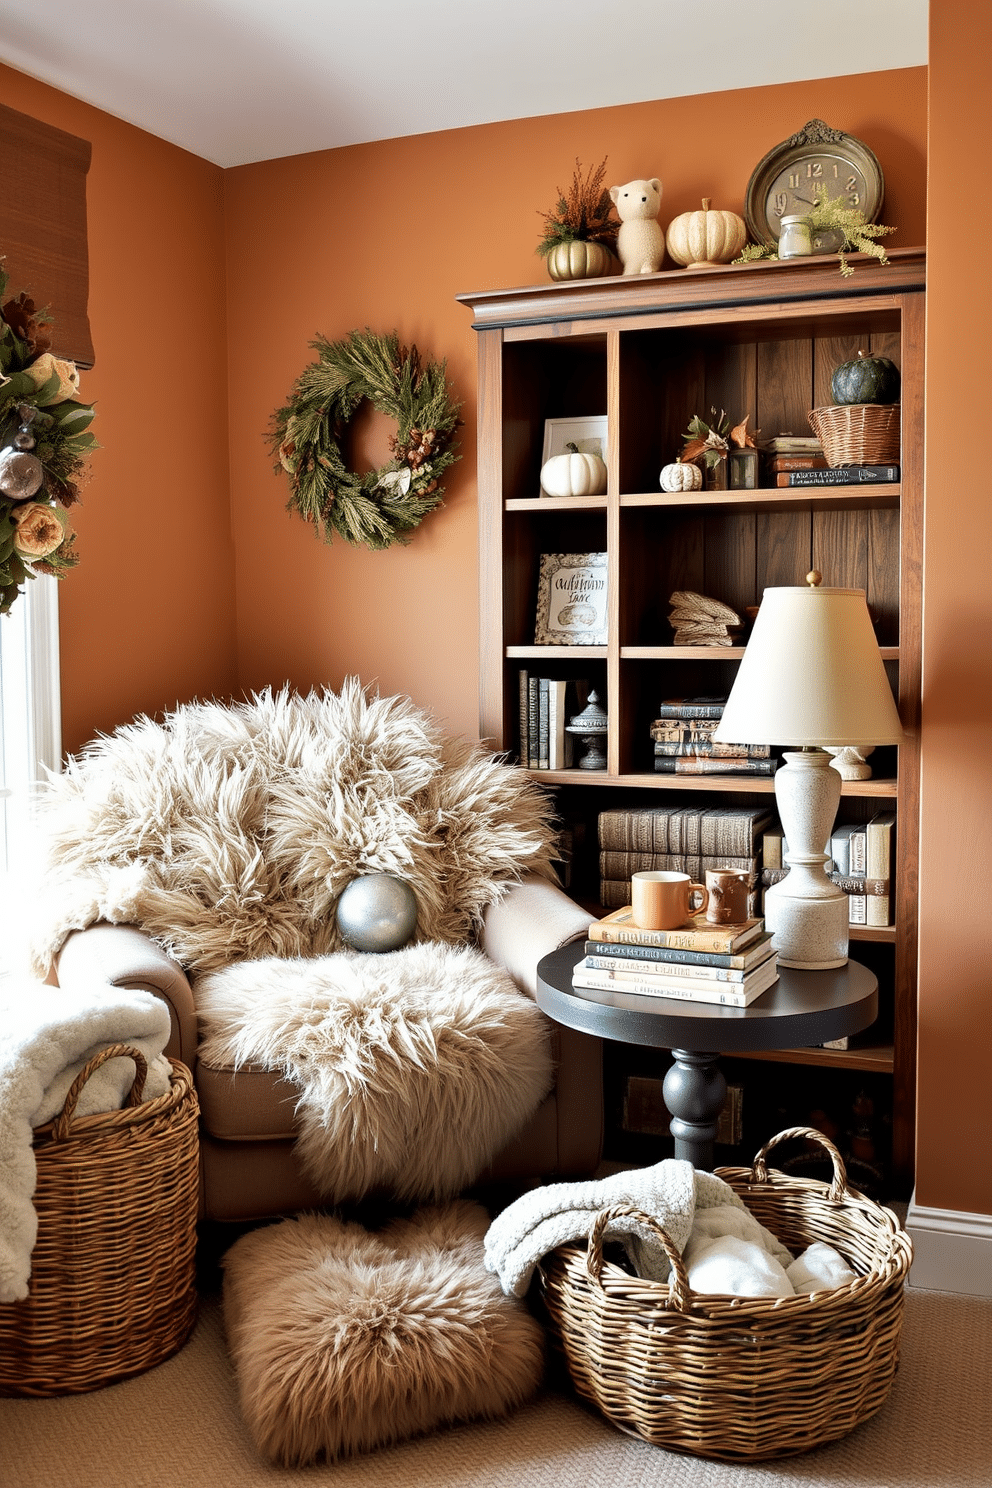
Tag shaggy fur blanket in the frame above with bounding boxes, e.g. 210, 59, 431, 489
195, 942, 553, 1202
22, 679, 559, 979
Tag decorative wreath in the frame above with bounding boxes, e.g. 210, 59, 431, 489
270, 328, 462, 551
0, 254, 98, 614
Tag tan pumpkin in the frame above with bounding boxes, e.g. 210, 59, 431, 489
540, 443, 608, 497
665, 198, 747, 269
545, 240, 617, 281
659, 458, 703, 493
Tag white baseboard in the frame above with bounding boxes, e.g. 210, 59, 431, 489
906, 1193, 992, 1296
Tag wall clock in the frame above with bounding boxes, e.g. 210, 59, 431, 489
744, 119, 885, 249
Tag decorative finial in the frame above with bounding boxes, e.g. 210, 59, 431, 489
806, 570, 822, 587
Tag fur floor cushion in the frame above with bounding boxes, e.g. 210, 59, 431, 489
195, 941, 553, 1202
22, 679, 558, 979
222, 1200, 546, 1466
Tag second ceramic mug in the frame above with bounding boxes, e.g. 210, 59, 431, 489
631, 870, 709, 931
704, 868, 752, 925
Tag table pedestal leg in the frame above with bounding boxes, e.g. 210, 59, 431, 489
662, 1050, 727, 1170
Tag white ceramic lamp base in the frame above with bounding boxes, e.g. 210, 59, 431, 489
766, 749, 849, 969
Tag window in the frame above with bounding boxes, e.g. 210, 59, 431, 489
0, 575, 61, 877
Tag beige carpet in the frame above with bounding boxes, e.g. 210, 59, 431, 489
2, 1282, 990, 1487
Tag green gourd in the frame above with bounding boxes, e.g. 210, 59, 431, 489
831, 350, 901, 406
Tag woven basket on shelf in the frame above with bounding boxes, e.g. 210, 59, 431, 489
0, 1043, 200, 1398
808, 403, 901, 468
541, 1126, 913, 1462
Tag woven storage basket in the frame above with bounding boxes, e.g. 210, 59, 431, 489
808, 404, 900, 467
0, 1043, 199, 1397
541, 1126, 913, 1462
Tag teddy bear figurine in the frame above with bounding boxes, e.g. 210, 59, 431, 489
609, 177, 665, 275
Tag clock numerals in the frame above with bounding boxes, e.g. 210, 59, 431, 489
773, 190, 790, 219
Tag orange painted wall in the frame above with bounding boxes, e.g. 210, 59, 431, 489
915, 3, 992, 1215
0, 64, 236, 755
224, 69, 927, 743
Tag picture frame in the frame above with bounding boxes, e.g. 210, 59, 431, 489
541, 415, 609, 489
534, 552, 608, 645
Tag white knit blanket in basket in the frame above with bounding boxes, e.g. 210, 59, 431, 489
0, 980, 171, 1303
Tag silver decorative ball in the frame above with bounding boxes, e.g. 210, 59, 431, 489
336, 874, 418, 953
0, 447, 44, 500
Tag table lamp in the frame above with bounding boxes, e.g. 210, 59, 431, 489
713, 573, 904, 969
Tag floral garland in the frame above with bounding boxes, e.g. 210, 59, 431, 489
270, 328, 462, 552
0, 258, 97, 615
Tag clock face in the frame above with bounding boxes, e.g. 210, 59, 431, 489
764, 153, 871, 240
744, 124, 885, 249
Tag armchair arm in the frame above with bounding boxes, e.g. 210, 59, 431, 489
481, 873, 591, 999
54, 923, 197, 1068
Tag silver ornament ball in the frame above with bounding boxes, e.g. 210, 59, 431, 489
0, 447, 44, 500
336, 873, 418, 952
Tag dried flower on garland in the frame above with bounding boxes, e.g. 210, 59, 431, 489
536, 157, 619, 258
270, 328, 462, 551
0, 258, 97, 614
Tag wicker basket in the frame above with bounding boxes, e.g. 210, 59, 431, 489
0, 1044, 200, 1397
541, 1127, 913, 1462
808, 403, 901, 468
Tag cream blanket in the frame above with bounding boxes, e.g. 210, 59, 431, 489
0, 980, 171, 1303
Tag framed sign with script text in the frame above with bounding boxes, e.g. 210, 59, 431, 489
534, 552, 608, 645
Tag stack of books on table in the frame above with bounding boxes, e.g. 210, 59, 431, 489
650, 697, 778, 778
574, 908, 778, 1008
598, 804, 771, 912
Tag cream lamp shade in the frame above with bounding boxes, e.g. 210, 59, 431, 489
714, 578, 904, 969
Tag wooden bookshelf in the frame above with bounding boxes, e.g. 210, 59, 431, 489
459, 248, 924, 1187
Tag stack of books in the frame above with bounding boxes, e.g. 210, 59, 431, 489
516, 671, 590, 771
760, 812, 896, 927
759, 434, 827, 483
574, 907, 778, 1008
649, 697, 777, 778
598, 804, 771, 912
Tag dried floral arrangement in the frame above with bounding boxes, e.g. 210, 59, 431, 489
0, 258, 97, 615
735, 185, 897, 277
270, 328, 461, 551
536, 157, 619, 258
683, 410, 756, 469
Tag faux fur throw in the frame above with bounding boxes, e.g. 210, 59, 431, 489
195, 942, 553, 1203
22, 679, 559, 979
0, 981, 171, 1303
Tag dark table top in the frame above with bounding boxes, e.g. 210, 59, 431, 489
536, 941, 879, 1053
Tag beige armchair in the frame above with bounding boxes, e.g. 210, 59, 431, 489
54, 878, 602, 1223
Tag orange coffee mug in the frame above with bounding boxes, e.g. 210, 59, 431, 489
631, 870, 709, 931
704, 868, 752, 925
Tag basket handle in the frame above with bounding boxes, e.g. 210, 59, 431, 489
586, 1202, 691, 1311
52, 1043, 149, 1141
749, 1125, 850, 1201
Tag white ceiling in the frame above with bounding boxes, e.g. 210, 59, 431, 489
0, 0, 928, 168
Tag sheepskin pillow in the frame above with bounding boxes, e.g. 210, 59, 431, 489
222, 1201, 546, 1466
194, 941, 554, 1203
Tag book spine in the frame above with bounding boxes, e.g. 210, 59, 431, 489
654, 701, 727, 719
527, 677, 540, 769
762, 868, 888, 894
762, 825, 785, 871
598, 807, 770, 858
774, 465, 899, 487
588, 921, 758, 953
598, 851, 756, 879
572, 968, 756, 1007
583, 937, 769, 971
652, 733, 770, 759
699, 808, 773, 858
597, 810, 668, 853
767, 454, 829, 471
583, 953, 754, 984
654, 757, 777, 775
518, 669, 529, 768
865, 812, 896, 927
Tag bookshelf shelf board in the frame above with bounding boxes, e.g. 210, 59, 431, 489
507, 644, 608, 660
850, 924, 897, 943
507, 495, 608, 512
524, 769, 898, 797
622, 645, 899, 662
621, 486, 900, 514
725, 1042, 894, 1074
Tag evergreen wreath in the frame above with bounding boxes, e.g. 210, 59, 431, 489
270, 328, 462, 551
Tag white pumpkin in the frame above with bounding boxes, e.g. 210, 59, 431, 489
665, 198, 747, 269
659, 458, 703, 492
540, 444, 607, 497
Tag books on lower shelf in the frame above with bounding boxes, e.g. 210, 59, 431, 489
760, 811, 896, 927
587, 906, 765, 954
773, 464, 899, 487
599, 806, 772, 857
572, 952, 779, 1007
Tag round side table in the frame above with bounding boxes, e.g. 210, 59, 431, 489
536, 942, 878, 1169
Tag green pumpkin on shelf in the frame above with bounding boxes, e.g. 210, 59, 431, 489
831, 350, 901, 406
